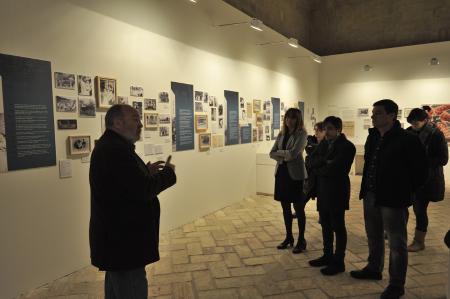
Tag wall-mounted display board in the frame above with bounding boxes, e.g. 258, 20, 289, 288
271, 97, 280, 140
171, 82, 194, 151
240, 125, 252, 144
0, 53, 55, 172
224, 90, 239, 146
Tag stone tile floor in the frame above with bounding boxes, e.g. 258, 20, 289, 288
19, 177, 449, 298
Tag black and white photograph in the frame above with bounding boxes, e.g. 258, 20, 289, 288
55, 72, 75, 90
253, 99, 261, 112
130, 86, 144, 97
95, 76, 117, 108
159, 126, 170, 137
397, 109, 403, 119
117, 96, 128, 104
266, 135, 271, 141
57, 119, 77, 130
195, 101, 203, 112
240, 97, 245, 109
258, 126, 264, 141
209, 95, 217, 107
159, 92, 169, 103
195, 91, 203, 102
79, 97, 96, 117
56, 96, 77, 112
256, 113, 263, 124
264, 113, 271, 121
195, 114, 208, 132
218, 118, 224, 129
144, 112, 158, 129
211, 107, 217, 121
241, 109, 246, 121
199, 133, 211, 152
159, 114, 171, 124
281, 102, 285, 111
202, 92, 209, 103
132, 101, 143, 119
252, 128, 257, 142
218, 104, 223, 116
78, 75, 93, 96
265, 125, 270, 134
246, 103, 252, 118
68, 135, 91, 155
357, 108, 369, 117
144, 98, 157, 110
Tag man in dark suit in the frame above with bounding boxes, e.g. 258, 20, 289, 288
350, 99, 427, 299
89, 104, 176, 299
307, 116, 356, 276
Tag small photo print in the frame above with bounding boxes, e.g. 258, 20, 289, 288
95, 77, 117, 108
78, 75, 93, 96
160, 126, 170, 137
208, 95, 214, 107
159, 92, 169, 103
68, 135, 91, 155
132, 101, 143, 119
195, 101, 203, 112
79, 97, 96, 117
117, 96, 128, 104
195, 114, 208, 132
397, 109, 403, 120
240, 97, 245, 109
246, 103, 252, 118
211, 107, 217, 121
218, 104, 224, 116
144, 98, 157, 110
57, 119, 77, 130
253, 99, 261, 113
130, 86, 144, 97
144, 113, 158, 129
199, 133, 211, 152
56, 96, 77, 112
159, 114, 171, 124
252, 128, 257, 142
265, 126, 270, 134
357, 108, 369, 117
55, 72, 75, 90
195, 91, 203, 102
218, 118, 224, 129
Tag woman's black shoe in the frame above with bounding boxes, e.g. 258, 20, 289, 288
277, 237, 294, 249
292, 239, 307, 254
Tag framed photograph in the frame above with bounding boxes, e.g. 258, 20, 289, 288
195, 114, 208, 132
256, 113, 263, 124
195, 101, 203, 112
95, 76, 117, 108
218, 118, 224, 129
130, 86, 144, 97
54, 72, 75, 90
55, 96, 77, 112
246, 103, 252, 118
159, 92, 169, 103
253, 99, 261, 112
211, 107, 217, 121
79, 97, 96, 117
68, 135, 91, 155
159, 114, 171, 124
78, 75, 93, 96
160, 126, 170, 137
117, 96, 128, 104
144, 112, 158, 130
218, 104, 224, 116
57, 119, 77, 130
194, 91, 203, 102
257, 125, 263, 141
240, 97, 245, 108
144, 98, 156, 110
252, 128, 258, 142
357, 108, 369, 117
212, 134, 224, 148
132, 101, 143, 119
199, 133, 211, 152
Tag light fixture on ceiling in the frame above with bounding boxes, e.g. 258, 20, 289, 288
256, 37, 300, 48
287, 55, 322, 64
287, 38, 299, 48
188, 0, 197, 3
214, 18, 264, 32
429, 57, 439, 66
363, 64, 373, 71
249, 18, 263, 31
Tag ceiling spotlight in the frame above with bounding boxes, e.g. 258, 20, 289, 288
189, 0, 197, 3
287, 38, 299, 48
249, 18, 263, 31
363, 64, 373, 71
287, 55, 322, 64
430, 57, 439, 66
312, 55, 322, 64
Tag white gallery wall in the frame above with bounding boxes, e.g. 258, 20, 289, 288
319, 41, 450, 177
0, 0, 319, 298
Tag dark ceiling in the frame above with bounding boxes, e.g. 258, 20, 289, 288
223, 0, 450, 56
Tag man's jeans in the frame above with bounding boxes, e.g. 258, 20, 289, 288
363, 192, 408, 287
105, 267, 148, 299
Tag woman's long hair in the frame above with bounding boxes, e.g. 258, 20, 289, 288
282, 108, 305, 135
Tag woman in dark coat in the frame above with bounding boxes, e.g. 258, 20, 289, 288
406, 108, 448, 251
307, 116, 356, 276
270, 108, 308, 254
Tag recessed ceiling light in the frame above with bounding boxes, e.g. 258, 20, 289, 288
249, 18, 263, 31
287, 38, 299, 48
430, 57, 439, 66
312, 55, 322, 64
189, 0, 197, 3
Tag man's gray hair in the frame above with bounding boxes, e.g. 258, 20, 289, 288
105, 104, 126, 129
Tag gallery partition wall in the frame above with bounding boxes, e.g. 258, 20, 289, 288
0, 0, 319, 298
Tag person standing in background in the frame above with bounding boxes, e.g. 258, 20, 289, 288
270, 108, 308, 254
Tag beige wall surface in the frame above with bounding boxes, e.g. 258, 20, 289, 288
0, 0, 319, 298
319, 41, 450, 176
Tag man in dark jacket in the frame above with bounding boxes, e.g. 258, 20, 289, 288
89, 104, 176, 299
350, 99, 427, 299
307, 116, 356, 276
406, 108, 448, 252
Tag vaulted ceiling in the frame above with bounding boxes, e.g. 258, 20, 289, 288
223, 0, 450, 56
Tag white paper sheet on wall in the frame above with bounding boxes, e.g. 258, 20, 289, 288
59, 160, 72, 178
